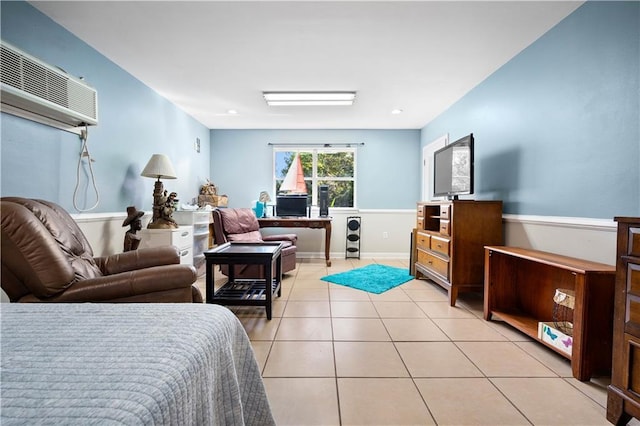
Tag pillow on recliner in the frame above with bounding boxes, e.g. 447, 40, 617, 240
227, 231, 263, 243
219, 208, 260, 234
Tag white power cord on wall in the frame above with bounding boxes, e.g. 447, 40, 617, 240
72, 125, 100, 212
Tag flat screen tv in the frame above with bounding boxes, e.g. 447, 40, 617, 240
276, 194, 308, 217
433, 133, 474, 199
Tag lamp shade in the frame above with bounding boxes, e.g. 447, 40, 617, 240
141, 154, 177, 179
259, 191, 271, 203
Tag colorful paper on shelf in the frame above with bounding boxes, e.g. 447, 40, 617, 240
538, 322, 573, 356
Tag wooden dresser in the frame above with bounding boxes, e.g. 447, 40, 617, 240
414, 200, 503, 306
607, 217, 640, 424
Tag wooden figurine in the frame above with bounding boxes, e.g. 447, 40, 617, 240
122, 206, 144, 251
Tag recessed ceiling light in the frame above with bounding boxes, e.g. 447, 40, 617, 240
227, 109, 238, 115
391, 109, 403, 114
263, 92, 356, 106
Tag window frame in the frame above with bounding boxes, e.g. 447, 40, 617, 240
272, 146, 357, 208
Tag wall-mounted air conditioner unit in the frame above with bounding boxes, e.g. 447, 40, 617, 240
0, 40, 98, 130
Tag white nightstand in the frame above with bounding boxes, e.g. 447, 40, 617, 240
139, 225, 193, 266
173, 210, 211, 274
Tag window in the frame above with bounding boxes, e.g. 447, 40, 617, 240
273, 147, 356, 208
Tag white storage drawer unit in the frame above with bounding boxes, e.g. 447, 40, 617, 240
173, 210, 211, 275
139, 225, 193, 266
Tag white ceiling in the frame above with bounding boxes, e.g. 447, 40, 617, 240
30, 1, 582, 130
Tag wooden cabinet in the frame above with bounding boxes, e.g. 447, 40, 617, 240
414, 200, 503, 306
139, 226, 194, 266
607, 217, 640, 424
484, 246, 616, 381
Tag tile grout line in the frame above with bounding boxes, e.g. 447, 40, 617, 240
327, 275, 344, 426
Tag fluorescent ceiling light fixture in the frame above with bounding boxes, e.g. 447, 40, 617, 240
264, 92, 355, 101
391, 109, 403, 114
267, 100, 354, 106
263, 92, 356, 106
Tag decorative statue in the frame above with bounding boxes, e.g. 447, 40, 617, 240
200, 179, 218, 196
122, 206, 145, 251
162, 191, 179, 222
147, 184, 178, 229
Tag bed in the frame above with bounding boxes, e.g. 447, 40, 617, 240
1, 303, 275, 425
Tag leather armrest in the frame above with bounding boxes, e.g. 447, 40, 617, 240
19, 264, 197, 302
262, 233, 297, 244
94, 246, 180, 275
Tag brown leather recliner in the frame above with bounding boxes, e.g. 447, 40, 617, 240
212, 208, 297, 277
1, 197, 202, 303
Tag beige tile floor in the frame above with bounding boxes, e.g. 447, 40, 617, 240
198, 258, 640, 426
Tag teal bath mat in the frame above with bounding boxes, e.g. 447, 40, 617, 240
321, 264, 413, 294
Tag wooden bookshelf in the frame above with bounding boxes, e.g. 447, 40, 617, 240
483, 246, 616, 381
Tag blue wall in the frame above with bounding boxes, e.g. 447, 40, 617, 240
210, 129, 421, 209
2, 1, 637, 218
421, 1, 639, 218
1, 1, 210, 213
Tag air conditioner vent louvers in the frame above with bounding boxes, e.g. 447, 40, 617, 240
68, 79, 97, 118
1, 47, 22, 87
0, 41, 98, 127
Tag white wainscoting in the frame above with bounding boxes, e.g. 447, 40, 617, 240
73, 210, 618, 266
72, 211, 146, 258
502, 214, 617, 265
259, 209, 417, 260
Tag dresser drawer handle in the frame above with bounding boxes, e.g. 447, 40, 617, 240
181, 232, 189, 237
180, 249, 190, 257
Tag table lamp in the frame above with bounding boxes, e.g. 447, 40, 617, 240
141, 154, 178, 229
256, 191, 271, 218
259, 191, 271, 203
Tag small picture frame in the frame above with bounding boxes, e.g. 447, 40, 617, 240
195, 138, 201, 153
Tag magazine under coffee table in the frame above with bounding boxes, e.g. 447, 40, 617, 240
204, 242, 283, 320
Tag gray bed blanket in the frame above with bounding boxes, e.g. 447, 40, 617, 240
1, 303, 275, 425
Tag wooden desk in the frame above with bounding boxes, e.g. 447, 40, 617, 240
259, 217, 332, 266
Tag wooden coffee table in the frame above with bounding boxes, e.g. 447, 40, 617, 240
204, 242, 283, 320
